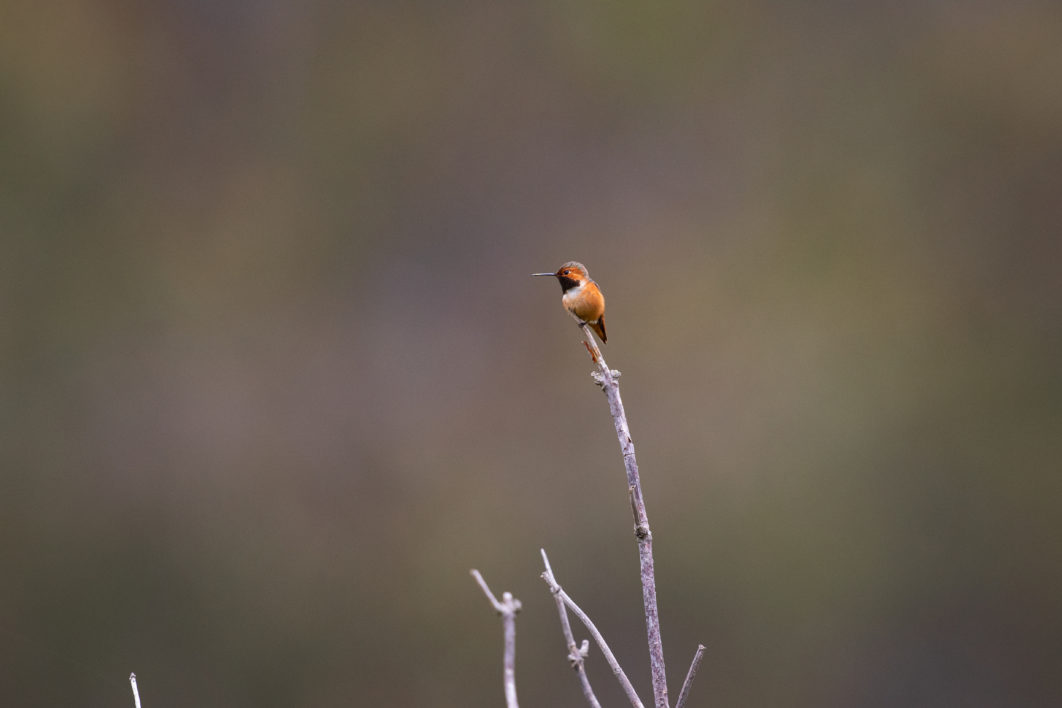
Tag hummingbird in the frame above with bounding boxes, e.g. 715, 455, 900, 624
532, 261, 607, 343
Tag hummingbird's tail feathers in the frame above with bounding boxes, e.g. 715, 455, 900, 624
592, 317, 607, 343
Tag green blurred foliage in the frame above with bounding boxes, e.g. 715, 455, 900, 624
2, 1, 1060, 706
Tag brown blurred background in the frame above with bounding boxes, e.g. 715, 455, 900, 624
3, 1, 1061, 706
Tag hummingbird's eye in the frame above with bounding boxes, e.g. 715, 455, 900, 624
563, 270, 570, 275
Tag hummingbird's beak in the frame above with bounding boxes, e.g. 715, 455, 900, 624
530, 272, 555, 277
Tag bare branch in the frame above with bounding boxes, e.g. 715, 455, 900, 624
541, 549, 644, 708
129, 673, 142, 708
541, 551, 602, 708
675, 645, 706, 708
579, 323, 670, 708
470, 570, 522, 708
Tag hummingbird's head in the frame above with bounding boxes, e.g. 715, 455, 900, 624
531, 261, 589, 292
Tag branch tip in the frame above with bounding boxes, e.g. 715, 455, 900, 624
129, 672, 142, 708
540, 548, 553, 575
675, 643, 707, 708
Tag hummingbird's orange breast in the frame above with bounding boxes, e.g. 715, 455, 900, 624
562, 281, 607, 342
562, 282, 605, 322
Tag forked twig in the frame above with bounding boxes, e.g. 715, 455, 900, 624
471, 570, 522, 708
541, 551, 602, 708
541, 549, 644, 708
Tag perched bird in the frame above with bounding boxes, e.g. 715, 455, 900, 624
532, 261, 607, 343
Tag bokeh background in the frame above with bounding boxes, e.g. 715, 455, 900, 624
3, 1, 1061, 706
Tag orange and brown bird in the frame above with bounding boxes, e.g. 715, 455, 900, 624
532, 261, 607, 343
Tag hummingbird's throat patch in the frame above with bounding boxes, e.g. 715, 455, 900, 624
557, 275, 581, 292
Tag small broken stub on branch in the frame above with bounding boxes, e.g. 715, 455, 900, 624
583, 340, 599, 362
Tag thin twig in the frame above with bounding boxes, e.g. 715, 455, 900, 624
541, 549, 645, 708
471, 569, 504, 611
674, 645, 706, 708
471, 570, 522, 708
129, 673, 142, 708
541, 551, 602, 708
579, 323, 670, 708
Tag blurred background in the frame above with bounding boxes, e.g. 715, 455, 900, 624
3, 1, 1061, 706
